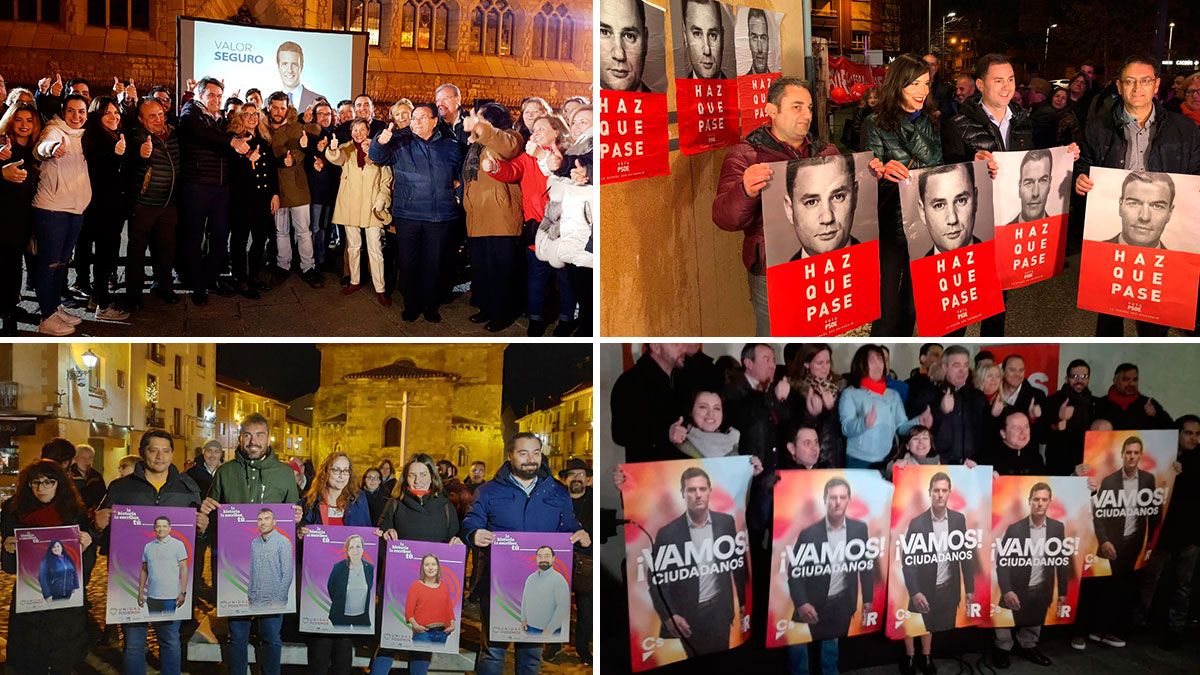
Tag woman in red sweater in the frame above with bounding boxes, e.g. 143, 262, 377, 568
405, 553, 456, 648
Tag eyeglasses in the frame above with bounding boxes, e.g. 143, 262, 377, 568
330, 467, 351, 476
30, 478, 58, 488
1120, 77, 1157, 89
1068, 374, 1090, 381
1188, 89, 1200, 97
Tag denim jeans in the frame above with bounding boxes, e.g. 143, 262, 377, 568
368, 649, 432, 675
413, 627, 449, 643
309, 203, 332, 265
526, 248, 575, 322
32, 208, 84, 318
275, 205, 315, 272
787, 639, 839, 675
228, 613, 283, 675
124, 613, 182, 675
748, 271, 770, 337
477, 642, 542, 675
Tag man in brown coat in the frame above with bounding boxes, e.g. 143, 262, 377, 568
264, 91, 325, 288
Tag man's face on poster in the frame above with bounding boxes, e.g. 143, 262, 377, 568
1019, 156, 1052, 221
600, 0, 648, 91
684, 1, 723, 79
1029, 489, 1050, 519
748, 14, 769, 73
825, 484, 849, 521
929, 478, 950, 510
920, 165, 977, 253
257, 510, 276, 535
154, 518, 171, 539
536, 547, 555, 571
682, 475, 711, 516
784, 158, 857, 257
1118, 176, 1173, 248
278, 50, 303, 89
1122, 442, 1144, 473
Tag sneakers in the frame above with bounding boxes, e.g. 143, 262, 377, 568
55, 307, 82, 326
38, 314, 75, 336
301, 268, 326, 289
1070, 637, 1087, 650
95, 305, 130, 321
1088, 633, 1125, 647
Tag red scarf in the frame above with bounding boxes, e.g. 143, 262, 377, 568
355, 143, 368, 168
860, 377, 888, 396
408, 487, 430, 498
1107, 385, 1139, 410
22, 502, 67, 527
1182, 102, 1200, 127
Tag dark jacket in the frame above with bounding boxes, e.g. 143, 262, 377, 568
996, 516, 1069, 599
864, 110, 943, 234
841, 104, 873, 151
378, 491, 459, 542
991, 441, 1046, 476
101, 463, 205, 552
327, 557, 375, 625
360, 487, 389, 527
0, 139, 38, 248
299, 491, 374, 528
713, 124, 841, 273
611, 352, 684, 463
306, 125, 341, 205
910, 382, 987, 465
788, 517, 873, 628
82, 126, 128, 212
571, 487, 592, 555
673, 350, 724, 418
177, 100, 233, 186
69, 464, 107, 511
368, 127, 464, 223
650, 510, 747, 638
1093, 392, 1173, 430
1, 500, 97, 580
1158, 447, 1199, 549
1093, 469, 1159, 550
902, 508, 974, 610
125, 124, 181, 207
460, 461, 579, 544
941, 99, 1034, 163
229, 134, 279, 208
1039, 384, 1096, 476
724, 373, 790, 535
186, 463, 218, 500
39, 549, 79, 599
1076, 100, 1200, 180
786, 387, 846, 468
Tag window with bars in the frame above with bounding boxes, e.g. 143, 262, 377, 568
332, 0, 384, 46
532, 3, 574, 61
400, 0, 450, 51
1, 0, 60, 23
851, 30, 870, 51
86, 0, 149, 30
469, 0, 514, 56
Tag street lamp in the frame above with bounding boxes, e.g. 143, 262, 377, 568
1168, 22, 1176, 68
1044, 23, 1058, 70
942, 12, 956, 56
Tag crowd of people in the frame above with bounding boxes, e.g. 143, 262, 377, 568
0, 417, 594, 674
609, 343, 1198, 674
718, 52, 1200, 337
0, 72, 595, 337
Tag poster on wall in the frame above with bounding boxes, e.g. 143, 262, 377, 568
14, 525, 85, 614
105, 506, 196, 624
990, 147, 1073, 289
600, 0, 671, 184
1080, 429, 1179, 577
670, 0, 740, 154
767, 469, 891, 648
618, 456, 754, 670
761, 152, 881, 336
732, 6, 784, 135
1077, 167, 1200, 329
987, 475, 1093, 628
901, 160, 1005, 335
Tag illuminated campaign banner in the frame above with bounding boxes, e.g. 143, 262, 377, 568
979, 344, 1060, 394
380, 539, 466, 652
1081, 429, 1179, 577
106, 505, 196, 624
732, 6, 783, 135
886, 464, 992, 639
767, 469, 892, 648
828, 56, 887, 105
299, 525, 379, 634
489, 532, 573, 643
599, 0, 671, 184
14, 525, 84, 613
901, 160, 1005, 335
762, 152, 881, 336
216, 504, 297, 617
670, 0, 740, 154
990, 147, 1073, 289
1077, 167, 1200, 329
987, 475, 1093, 628
619, 456, 754, 670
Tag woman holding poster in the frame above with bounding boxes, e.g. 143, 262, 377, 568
0, 459, 95, 674
406, 554, 457, 643
38, 539, 79, 600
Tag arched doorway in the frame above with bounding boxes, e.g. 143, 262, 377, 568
383, 418, 402, 447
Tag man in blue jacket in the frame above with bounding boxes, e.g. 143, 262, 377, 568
368, 102, 464, 323
461, 432, 590, 675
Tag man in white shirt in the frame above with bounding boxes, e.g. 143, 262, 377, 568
902, 472, 976, 633
275, 41, 324, 111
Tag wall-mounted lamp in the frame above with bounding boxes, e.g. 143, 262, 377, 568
67, 349, 100, 387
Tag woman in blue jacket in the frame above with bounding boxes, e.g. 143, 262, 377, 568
39, 539, 79, 600
839, 344, 932, 470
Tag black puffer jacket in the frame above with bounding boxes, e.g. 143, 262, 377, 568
82, 125, 128, 211
0, 139, 38, 248
941, 98, 1034, 163
177, 100, 233, 186
377, 490, 459, 543
126, 124, 181, 207
1076, 100, 1200, 178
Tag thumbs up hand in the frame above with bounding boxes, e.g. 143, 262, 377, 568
865, 404, 878, 429
113, 77, 124, 96
284, 150, 294, 167
140, 134, 153, 158
0, 141, 11, 162
329, 135, 340, 152
114, 133, 126, 156
668, 417, 687, 445
570, 158, 587, 185
2, 159, 27, 183
50, 72, 63, 97
299, 130, 308, 149
377, 122, 395, 145
317, 135, 328, 152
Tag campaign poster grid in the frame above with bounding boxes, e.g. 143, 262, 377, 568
15, 525, 84, 613
380, 539, 467, 652
886, 464, 992, 639
216, 504, 297, 617
1077, 166, 1200, 329
1081, 429, 1179, 577
670, 0, 740, 154
299, 525, 380, 634
106, 505, 196, 624
901, 160, 1005, 335
489, 532, 573, 643
768, 469, 892, 648
762, 152, 881, 336
990, 147, 1074, 289
988, 475, 1093, 628
619, 456, 754, 671
732, 6, 784, 135
600, 0, 671, 184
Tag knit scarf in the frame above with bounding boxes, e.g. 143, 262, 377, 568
354, 143, 368, 168
22, 502, 66, 527
681, 426, 741, 459
860, 377, 888, 396
1107, 385, 1138, 410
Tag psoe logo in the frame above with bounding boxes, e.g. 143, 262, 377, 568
893, 608, 911, 629
640, 636, 664, 662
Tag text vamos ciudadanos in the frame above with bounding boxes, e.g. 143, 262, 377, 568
781, 536, 885, 578
994, 536, 1081, 568
1091, 484, 1169, 518
636, 529, 749, 585
895, 527, 982, 567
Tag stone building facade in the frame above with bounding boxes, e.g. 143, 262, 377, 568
0, 0, 590, 108
515, 381, 591, 475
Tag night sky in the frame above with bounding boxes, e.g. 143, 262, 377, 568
215, 343, 591, 413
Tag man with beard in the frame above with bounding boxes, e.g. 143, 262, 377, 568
1093, 363, 1174, 430
520, 546, 571, 637
743, 9, 771, 75
461, 433, 588, 675
199, 413, 300, 675
548, 458, 592, 663
611, 344, 690, 463
993, 483, 1065, 667
682, 0, 727, 79
1041, 360, 1097, 476
787, 477, 874, 673
264, 91, 326, 289
600, 0, 653, 92
1108, 171, 1175, 249
1010, 149, 1055, 223
650, 467, 747, 657
918, 163, 981, 256
902, 472, 976, 634
782, 154, 860, 261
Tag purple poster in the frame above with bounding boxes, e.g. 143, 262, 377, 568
489, 532, 573, 643
299, 525, 380, 634
216, 504, 297, 617
15, 525, 84, 613
106, 505, 196, 624
380, 539, 467, 652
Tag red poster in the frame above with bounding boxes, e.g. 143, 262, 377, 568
675, 78, 741, 154
990, 148, 1074, 289
910, 242, 1006, 336
827, 56, 887, 105
670, 0, 740, 155
993, 216, 1067, 289
737, 72, 780, 136
600, 90, 670, 184
978, 344, 1060, 394
1077, 240, 1200, 330
766, 241, 881, 336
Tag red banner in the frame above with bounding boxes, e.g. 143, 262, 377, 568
978, 344, 1060, 394
737, 72, 780, 136
1077, 239, 1200, 330
910, 242, 1006, 336
766, 240, 881, 336
600, 90, 671, 185
675, 78, 741, 155
828, 56, 887, 105
993, 215, 1067, 289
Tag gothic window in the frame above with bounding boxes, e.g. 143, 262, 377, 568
470, 0, 514, 56
400, 0, 450, 51
332, 0, 384, 46
532, 4, 573, 61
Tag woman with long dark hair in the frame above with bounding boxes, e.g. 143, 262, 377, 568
37, 539, 79, 600
79, 95, 130, 320
405, 553, 456, 646
838, 344, 931, 470
863, 54, 942, 336
0, 101, 41, 335
786, 343, 847, 467
378, 458, 397, 498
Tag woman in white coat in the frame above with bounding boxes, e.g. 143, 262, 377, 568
326, 119, 394, 306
